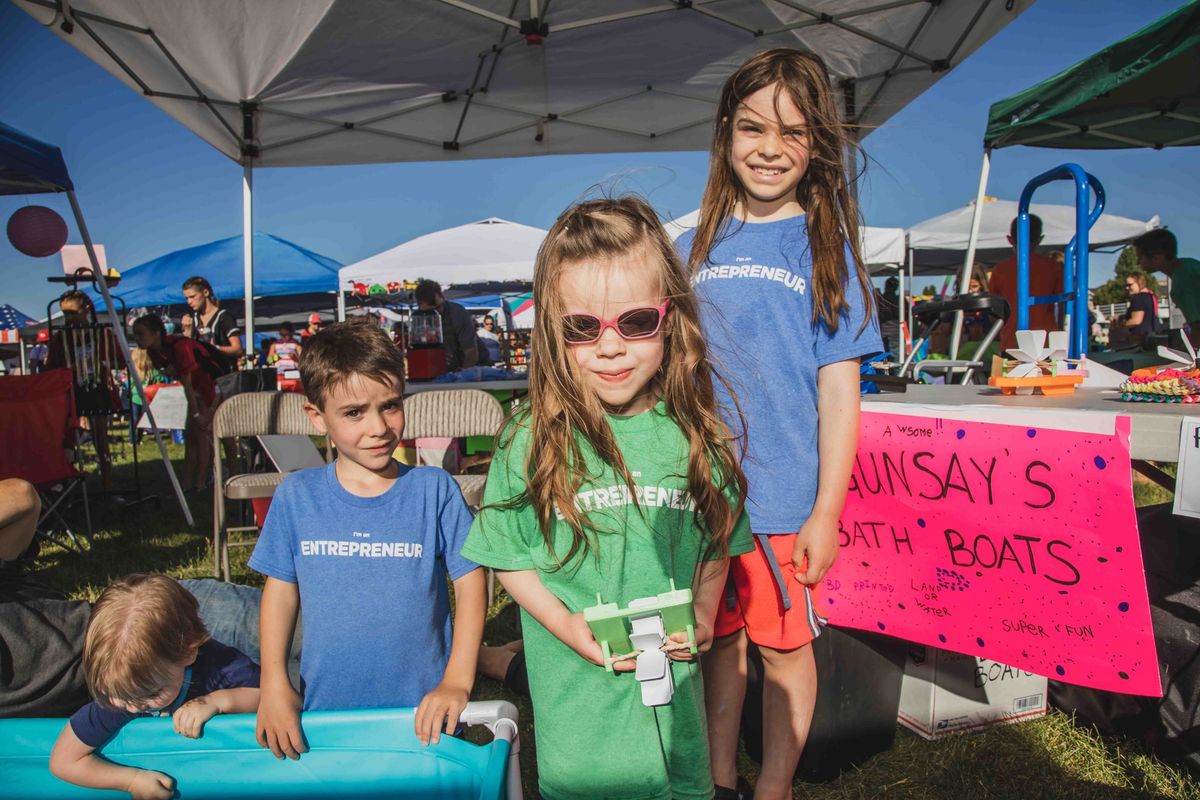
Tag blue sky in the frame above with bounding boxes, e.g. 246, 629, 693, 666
2, 0, 1197, 318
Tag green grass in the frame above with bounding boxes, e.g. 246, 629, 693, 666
35, 441, 1199, 799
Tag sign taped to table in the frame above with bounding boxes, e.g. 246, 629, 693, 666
822, 411, 1160, 696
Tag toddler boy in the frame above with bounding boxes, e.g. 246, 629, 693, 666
49, 574, 261, 800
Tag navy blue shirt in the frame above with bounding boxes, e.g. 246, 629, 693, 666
249, 462, 478, 711
679, 217, 882, 534
69, 639, 259, 748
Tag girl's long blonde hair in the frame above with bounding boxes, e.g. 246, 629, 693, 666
505, 196, 747, 566
688, 48, 873, 331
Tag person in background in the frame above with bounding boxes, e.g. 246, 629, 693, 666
183, 276, 243, 371
988, 215, 1064, 351
963, 263, 993, 342
414, 280, 478, 371
47, 291, 125, 490
28, 329, 50, 373
967, 263, 989, 294
267, 323, 302, 377
1135, 228, 1200, 344
129, 347, 167, 438
475, 315, 502, 365
875, 277, 899, 354
1114, 271, 1161, 347
301, 313, 322, 340
131, 315, 227, 494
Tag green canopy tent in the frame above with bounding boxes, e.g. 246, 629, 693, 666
984, 1, 1200, 150
950, 0, 1200, 355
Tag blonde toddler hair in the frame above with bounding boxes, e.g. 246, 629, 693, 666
83, 574, 209, 710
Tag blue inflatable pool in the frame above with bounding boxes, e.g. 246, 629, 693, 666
0, 701, 521, 799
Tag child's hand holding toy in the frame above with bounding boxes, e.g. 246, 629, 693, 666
567, 612, 637, 672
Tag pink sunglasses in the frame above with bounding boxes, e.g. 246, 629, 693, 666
562, 300, 671, 344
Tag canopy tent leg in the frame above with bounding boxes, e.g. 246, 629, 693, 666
18, 338, 27, 374
65, 191, 194, 528
336, 284, 347, 322
243, 165, 255, 355
948, 148, 992, 361
897, 250, 910, 362
907, 244, 915, 351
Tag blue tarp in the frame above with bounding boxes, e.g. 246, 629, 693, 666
0, 121, 73, 195
88, 232, 342, 310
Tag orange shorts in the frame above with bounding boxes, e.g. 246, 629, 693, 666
714, 533, 826, 650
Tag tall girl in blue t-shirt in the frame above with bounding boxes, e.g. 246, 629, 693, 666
678, 49, 882, 800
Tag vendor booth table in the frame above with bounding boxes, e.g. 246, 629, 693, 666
863, 385, 1189, 463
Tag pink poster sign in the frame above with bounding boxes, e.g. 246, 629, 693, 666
823, 411, 1160, 696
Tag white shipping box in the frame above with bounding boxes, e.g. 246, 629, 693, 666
898, 645, 1047, 739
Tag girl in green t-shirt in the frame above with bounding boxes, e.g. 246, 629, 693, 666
463, 197, 753, 800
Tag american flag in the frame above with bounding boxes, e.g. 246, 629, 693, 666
0, 304, 38, 344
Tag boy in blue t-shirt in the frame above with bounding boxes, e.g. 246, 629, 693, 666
250, 319, 485, 760
49, 574, 261, 800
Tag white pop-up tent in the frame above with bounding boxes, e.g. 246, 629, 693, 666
907, 198, 1160, 273
18, 0, 1033, 347
665, 209, 905, 271
337, 218, 546, 317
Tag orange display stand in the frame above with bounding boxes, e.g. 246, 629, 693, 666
987, 374, 1084, 396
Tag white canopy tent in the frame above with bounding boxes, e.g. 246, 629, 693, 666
906, 198, 1160, 273
665, 208, 905, 270
336, 217, 546, 318
18, 0, 1032, 345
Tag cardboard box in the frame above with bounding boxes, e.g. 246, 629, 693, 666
898, 645, 1047, 739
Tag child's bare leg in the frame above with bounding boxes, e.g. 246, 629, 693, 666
477, 640, 523, 683
0, 479, 40, 560
704, 629, 748, 790
754, 642, 817, 800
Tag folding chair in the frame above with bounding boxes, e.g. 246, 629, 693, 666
402, 390, 506, 511
212, 391, 326, 580
403, 389, 507, 605
0, 370, 92, 552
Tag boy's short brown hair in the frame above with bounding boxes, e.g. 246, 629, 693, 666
300, 318, 406, 409
83, 574, 209, 710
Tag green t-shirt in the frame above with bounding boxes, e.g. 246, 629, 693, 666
1170, 257, 1200, 324
462, 401, 752, 800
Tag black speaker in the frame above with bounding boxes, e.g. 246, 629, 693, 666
741, 625, 907, 782
217, 368, 277, 398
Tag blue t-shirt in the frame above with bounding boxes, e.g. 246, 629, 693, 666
248, 462, 478, 711
679, 216, 882, 534
69, 639, 260, 749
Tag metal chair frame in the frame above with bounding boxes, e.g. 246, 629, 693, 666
403, 389, 506, 603
211, 392, 327, 580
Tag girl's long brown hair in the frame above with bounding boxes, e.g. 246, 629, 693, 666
500, 196, 747, 567
688, 48, 873, 331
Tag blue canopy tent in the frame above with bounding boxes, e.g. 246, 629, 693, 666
87, 232, 341, 311
0, 303, 38, 338
0, 121, 191, 524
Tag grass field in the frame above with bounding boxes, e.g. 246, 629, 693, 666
30, 440, 1199, 799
